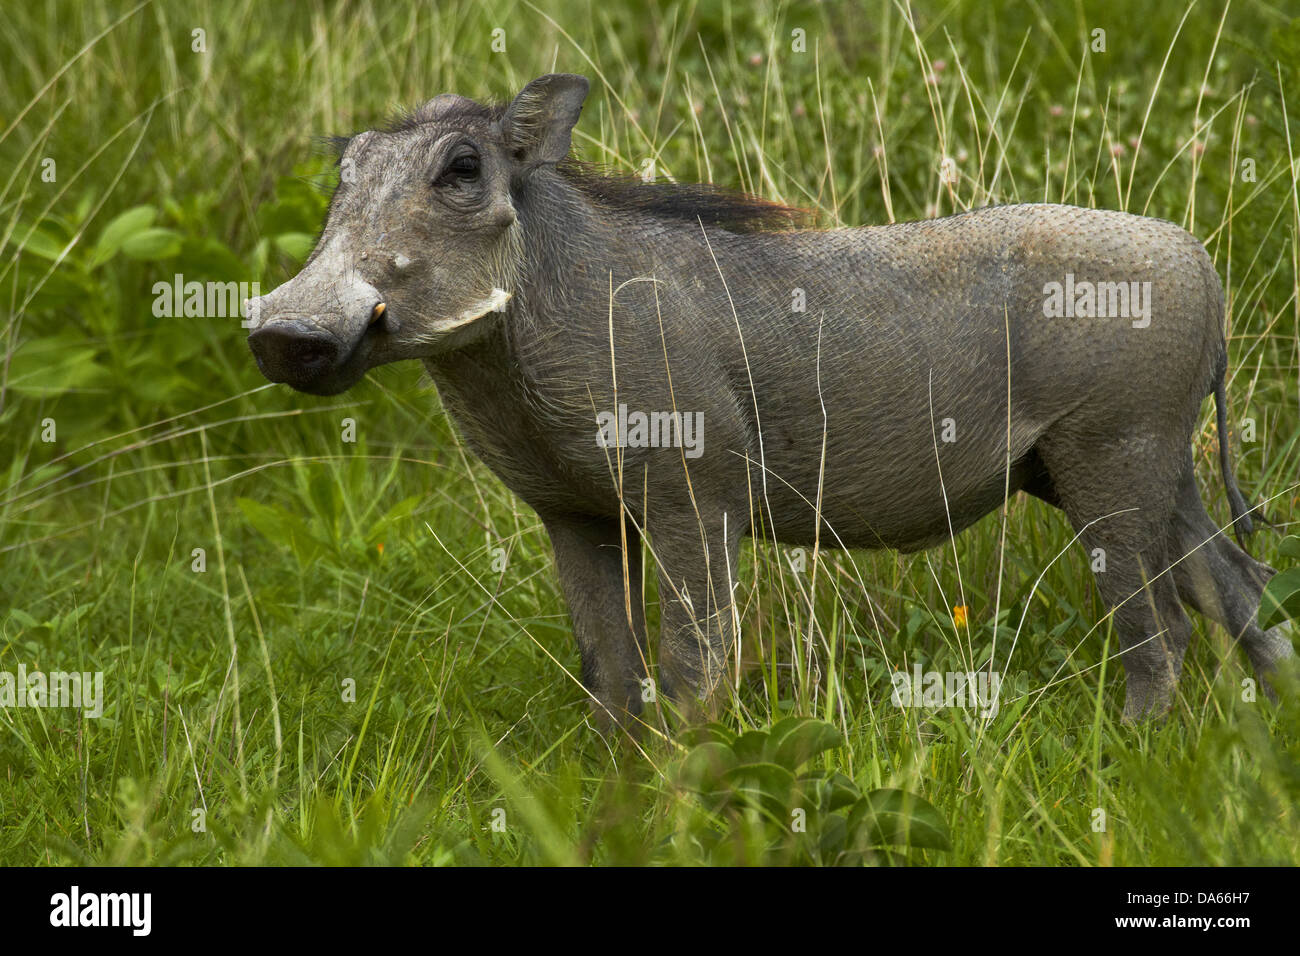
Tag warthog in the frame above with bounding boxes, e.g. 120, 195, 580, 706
247, 73, 1294, 725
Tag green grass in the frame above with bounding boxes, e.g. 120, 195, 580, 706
2, 0, 1299, 865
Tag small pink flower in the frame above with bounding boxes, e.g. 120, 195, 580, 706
1049, 104, 1065, 117
933, 59, 947, 73
750, 52, 763, 66
1110, 143, 1125, 157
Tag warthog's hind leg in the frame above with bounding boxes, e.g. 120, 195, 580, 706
1166, 455, 1296, 699
1035, 431, 1193, 720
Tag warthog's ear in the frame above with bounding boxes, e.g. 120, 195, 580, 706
500, 74, 589, 165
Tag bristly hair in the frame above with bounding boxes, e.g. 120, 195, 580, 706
318, 101, 503, 160
557, 160, 811, 234
321, 102, 812, 233
322, 134, 353, 161
382, 99, 503, 134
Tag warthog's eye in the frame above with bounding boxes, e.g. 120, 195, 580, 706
435, 152, 481, 187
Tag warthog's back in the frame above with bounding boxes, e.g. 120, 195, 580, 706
676, 204, 1226, 550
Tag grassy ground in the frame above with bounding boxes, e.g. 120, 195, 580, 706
2, 0, 1299, 865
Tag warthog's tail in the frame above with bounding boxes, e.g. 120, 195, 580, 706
1214, 361, 1256, 547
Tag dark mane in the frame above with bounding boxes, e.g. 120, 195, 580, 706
558, 160, 811, 234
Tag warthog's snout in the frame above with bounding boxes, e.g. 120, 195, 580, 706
247, 318, 350, 390
244, 277, 386, 394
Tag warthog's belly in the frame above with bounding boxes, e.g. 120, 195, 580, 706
754, 445, 1043, 552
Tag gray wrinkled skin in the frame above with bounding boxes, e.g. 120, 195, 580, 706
247, 74, 1294, 727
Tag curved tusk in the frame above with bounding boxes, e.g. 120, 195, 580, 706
370, 302, 386, 325
437, 288, 512, 331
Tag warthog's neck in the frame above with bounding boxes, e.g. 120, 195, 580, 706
421, 168, 744, 515
420, 172, 617, 512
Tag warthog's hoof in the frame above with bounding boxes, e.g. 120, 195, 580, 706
1250, 622, 1297, 703
1121, 677, 1178, 723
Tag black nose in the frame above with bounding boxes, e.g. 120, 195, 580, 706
247, 321, 342, 389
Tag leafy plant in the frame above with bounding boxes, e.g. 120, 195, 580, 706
672, 717, 952, 864
1259, 536, 1300, 630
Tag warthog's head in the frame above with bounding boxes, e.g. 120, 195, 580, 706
245, 73, 589, 395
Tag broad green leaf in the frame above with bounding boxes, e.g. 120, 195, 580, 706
677, 722, 734, 748
817, 813, 849, 857
731, 729, 770, 764
121, 227, 183, 260
1259, 567, 1300, 630
847, 788, 952, 851
9, 223, 69, 261
765, 716, 844, 768
6, 608, 41, 630
6, 336, 106, 396
89, 205, 156, 267
796, 769, 861, 813
74, 191, 95, 224
722, 761, 797, 815
675, 741, 737, 793
1277, 536, 1300, 562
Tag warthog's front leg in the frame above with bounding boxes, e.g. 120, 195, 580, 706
652, 511, 745, 714
542, 513, 649, 729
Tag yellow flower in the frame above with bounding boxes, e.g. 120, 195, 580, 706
953, 605, 969, 629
